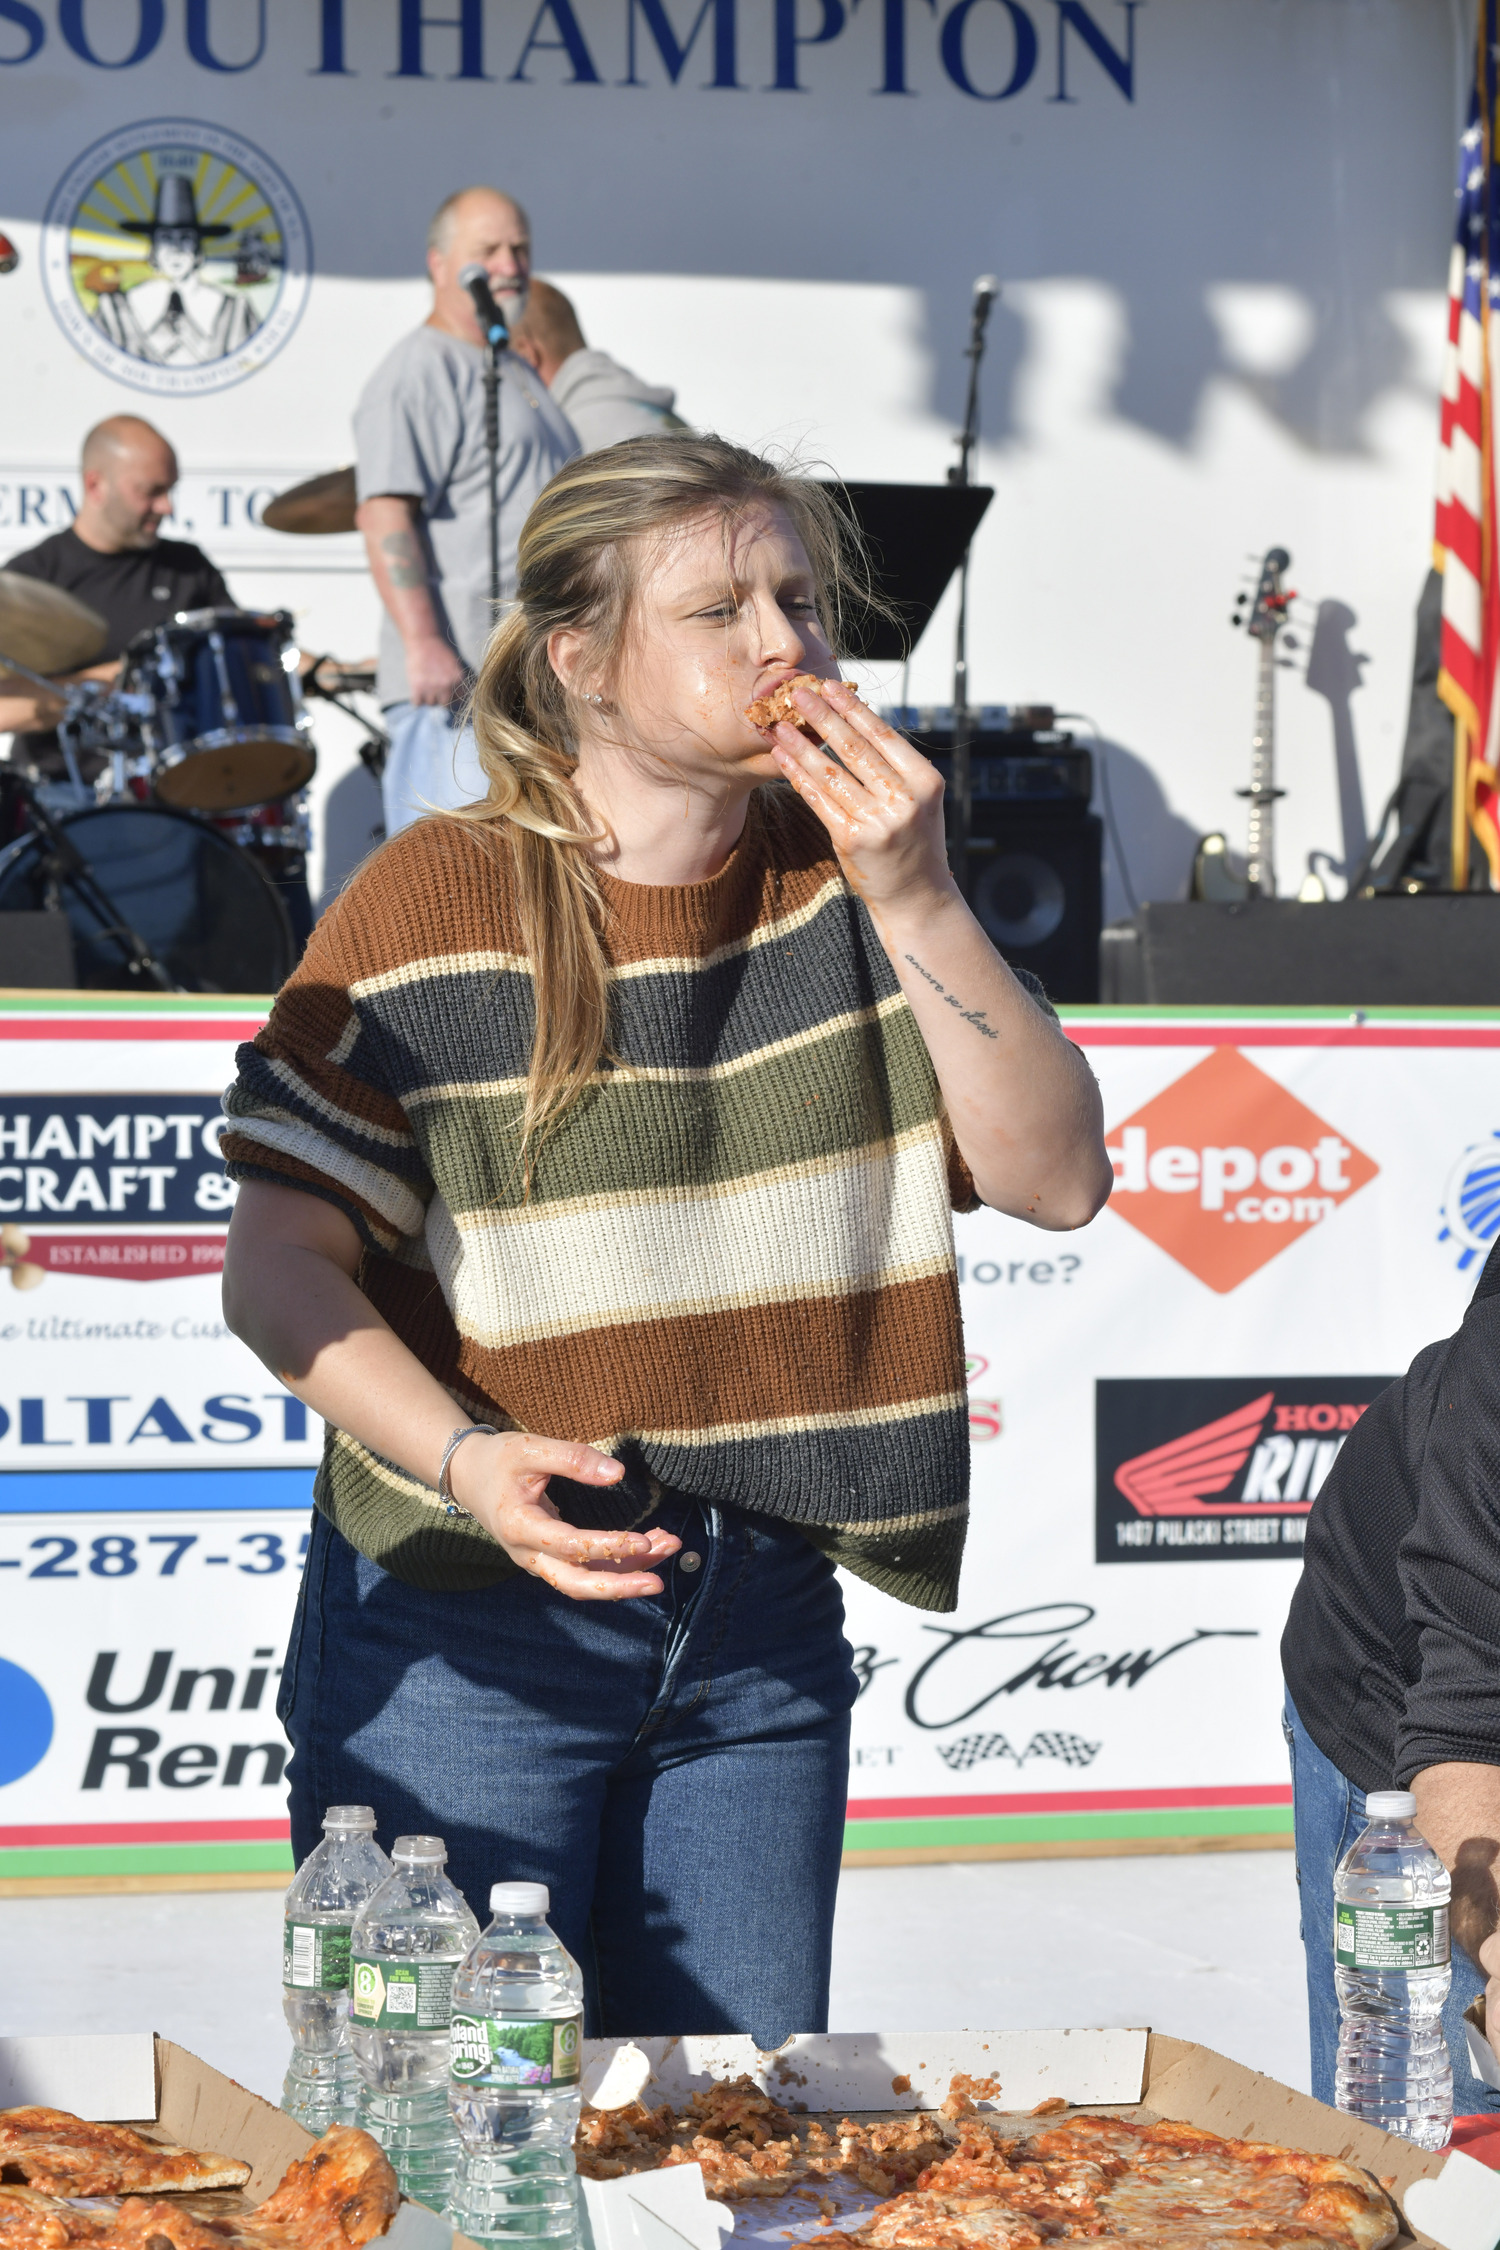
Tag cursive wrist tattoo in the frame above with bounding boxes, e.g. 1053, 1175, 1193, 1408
904, 954, 1000, 1039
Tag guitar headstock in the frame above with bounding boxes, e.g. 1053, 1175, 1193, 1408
1232, 546, 1294, 642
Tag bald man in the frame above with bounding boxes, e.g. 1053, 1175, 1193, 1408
353, 186, 577, 836
512, 281, 687, 454
1, 415, 230, 777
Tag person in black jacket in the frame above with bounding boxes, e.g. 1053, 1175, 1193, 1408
1282, 1240, 1500, 2111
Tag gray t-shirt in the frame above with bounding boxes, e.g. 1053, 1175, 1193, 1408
549, 349, 685, 454
353, 324, 579, 707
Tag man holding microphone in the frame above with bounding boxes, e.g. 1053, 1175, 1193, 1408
354, 187, 577, 836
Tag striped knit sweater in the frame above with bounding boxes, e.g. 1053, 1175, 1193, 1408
222, 790, 977, 1611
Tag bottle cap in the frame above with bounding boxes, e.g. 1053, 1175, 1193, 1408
490, 1880, 550, 1914
323, 1805, 377, 1831
392, 1834, 447, 1863
1365, 1790, 1417, 1821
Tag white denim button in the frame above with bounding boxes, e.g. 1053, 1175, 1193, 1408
679, 1550, 702, 1573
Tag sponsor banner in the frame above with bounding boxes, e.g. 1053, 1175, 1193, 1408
839, 1009, 1500, 1857
5, 999, 1500, 1878
0, 999, 310, 1885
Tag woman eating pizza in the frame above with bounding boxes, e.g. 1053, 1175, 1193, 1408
220, 433, 1111, 2042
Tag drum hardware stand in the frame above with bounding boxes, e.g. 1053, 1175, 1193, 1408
0, 645, 179, 991
946, 277, 999, 884
302, 660, 391, 782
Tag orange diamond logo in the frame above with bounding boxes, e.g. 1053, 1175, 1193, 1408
1104, 1047, 1378, 1294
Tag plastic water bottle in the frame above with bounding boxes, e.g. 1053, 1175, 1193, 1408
1334, 1789, 1453, 2150
350, 1834, 480, 2206
447, 1882, 584, 2247
282, 1805, 391, 2127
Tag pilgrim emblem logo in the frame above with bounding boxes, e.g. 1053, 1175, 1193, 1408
42, 119, 311, 396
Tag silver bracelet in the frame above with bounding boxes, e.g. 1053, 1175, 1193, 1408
437, 1423, 498, 1517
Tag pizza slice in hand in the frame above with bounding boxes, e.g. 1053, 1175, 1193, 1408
745, 674, 841, 740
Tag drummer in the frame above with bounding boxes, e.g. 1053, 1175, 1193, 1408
0, 415, 230, 781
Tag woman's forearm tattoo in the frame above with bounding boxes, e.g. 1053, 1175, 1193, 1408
904, 955, 1000, 1040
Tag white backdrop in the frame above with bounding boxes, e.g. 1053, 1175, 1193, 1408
0, 0, 1470, 912
3, 999, 1496, 1880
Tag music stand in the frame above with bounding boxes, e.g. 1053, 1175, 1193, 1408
820, 482, 993, 663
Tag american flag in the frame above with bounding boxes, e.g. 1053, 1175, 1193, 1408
1435, 1, 1500, 885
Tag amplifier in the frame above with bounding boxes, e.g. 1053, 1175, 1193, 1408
883, 705, 1094, 803
882, 705, 1102, 1002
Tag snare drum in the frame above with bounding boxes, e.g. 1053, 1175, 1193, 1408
126, 608, 317, 814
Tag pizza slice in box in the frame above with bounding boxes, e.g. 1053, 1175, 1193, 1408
0, 2114, 249, 2199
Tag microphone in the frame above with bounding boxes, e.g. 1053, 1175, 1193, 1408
970, 275, 999, 339
459, 262, 509, 346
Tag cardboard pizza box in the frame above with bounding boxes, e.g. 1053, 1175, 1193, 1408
0, 2032, 731, 2250
574, 2028, 1500, 2250
4, 2028, 1498, 2250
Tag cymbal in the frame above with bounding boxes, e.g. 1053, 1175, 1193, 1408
0, 572, 109, 681
263, 466, 357, 536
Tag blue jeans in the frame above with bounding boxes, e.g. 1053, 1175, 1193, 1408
1283, 1689, 1499, 2112
279, 1499, 857, 2044
380, 702, 485, 835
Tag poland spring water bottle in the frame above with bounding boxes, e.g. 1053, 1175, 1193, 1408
1333, 1789, 1453, 2150
447, 1881, 585, 2247
350, 1834, 480, 2206
282, 1804, 391, 2127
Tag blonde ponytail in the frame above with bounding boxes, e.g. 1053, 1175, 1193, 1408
447, 434, 879, 1160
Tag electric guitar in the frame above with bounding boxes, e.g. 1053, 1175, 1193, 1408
1191, 546, 1294, 901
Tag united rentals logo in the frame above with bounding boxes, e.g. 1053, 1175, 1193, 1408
1104, 1048, 1377, 1293
1096, 1376, 1392, 1563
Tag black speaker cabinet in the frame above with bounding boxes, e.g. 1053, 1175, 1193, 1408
911, 723, 1104, 1006
965, 803, 1103, 1003
1101, 897, 1500, 1006
0, 910, 76, 989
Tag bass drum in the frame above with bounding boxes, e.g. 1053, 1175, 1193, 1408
0, 805, 296, 993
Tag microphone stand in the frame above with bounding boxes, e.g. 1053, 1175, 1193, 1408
946, 284, 998, 885
478, 311, 508, 619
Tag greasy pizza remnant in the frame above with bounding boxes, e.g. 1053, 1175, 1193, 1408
810, 2114, 1399, 2250
0, 2128, 398, 2250
939, 2079, 1002, 2122
0, 2115, 250, 2199
745, 674, 841, 738
0, 2186, 106, 2250
575, 2076, 950, 2201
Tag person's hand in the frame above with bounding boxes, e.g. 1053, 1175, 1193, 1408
446, 1430, 681, 1600
405, 634, 466, 708
763, 678, 955, 912
1477, 1930, 1500, 2072
0, 688, 65, 733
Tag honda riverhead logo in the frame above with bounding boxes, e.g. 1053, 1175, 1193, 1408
1096, 1377, 1392, 1562
1104, 1049, 1377, 1293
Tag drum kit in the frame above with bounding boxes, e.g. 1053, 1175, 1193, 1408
0, 464, 382, 995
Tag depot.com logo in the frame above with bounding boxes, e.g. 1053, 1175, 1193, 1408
1104, 1048, 1377, 1294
